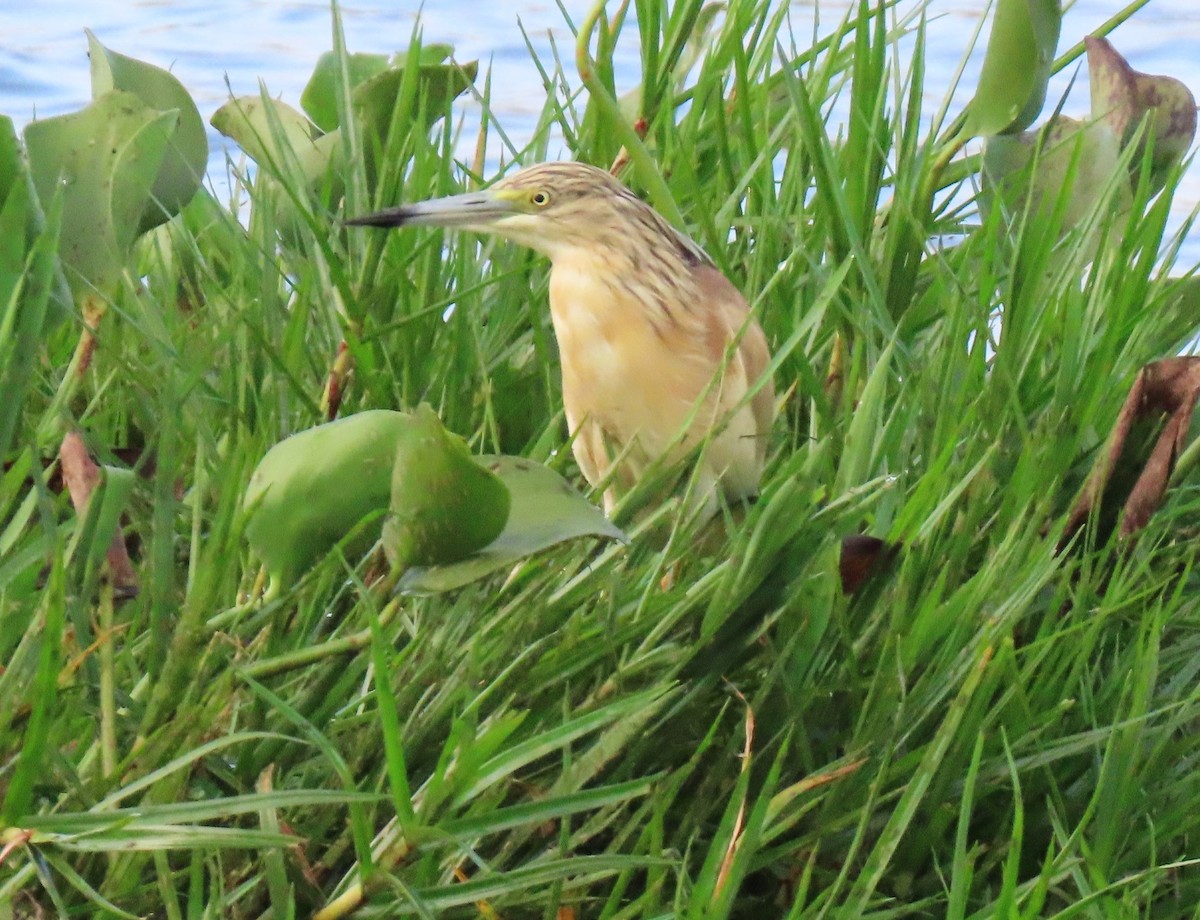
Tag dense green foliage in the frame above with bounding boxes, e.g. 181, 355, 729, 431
4, 0, 1200, 917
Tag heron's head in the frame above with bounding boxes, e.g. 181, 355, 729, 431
346, 161, 708, 265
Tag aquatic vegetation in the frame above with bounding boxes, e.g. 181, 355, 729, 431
3, 0, 1200, 917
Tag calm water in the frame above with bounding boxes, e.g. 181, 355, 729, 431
1, 0, 1197, 262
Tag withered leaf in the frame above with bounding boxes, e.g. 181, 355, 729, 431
1085, 35, 1198, 193
1060, 357, 1200, 549
839, 534, 898, 594
60, 430, 139, 599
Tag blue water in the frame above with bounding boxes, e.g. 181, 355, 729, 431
1, 0, 1197, 263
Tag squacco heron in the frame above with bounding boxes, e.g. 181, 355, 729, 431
347, 161, 774, 520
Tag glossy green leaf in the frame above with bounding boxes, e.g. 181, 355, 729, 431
398, 455, 627, 595
244, 409, 409, 590
1085, 35, 1197, 194
25, 90, 178, 294
384, 404, 511, 568
961, 0, 1062, 138
87, 30, 207, 232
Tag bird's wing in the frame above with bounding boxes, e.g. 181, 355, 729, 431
692, 264, 776, 453
740, 316, 775, 466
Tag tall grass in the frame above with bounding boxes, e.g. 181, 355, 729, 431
3, 0, 1200, 917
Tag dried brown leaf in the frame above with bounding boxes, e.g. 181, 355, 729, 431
60, 430, 139, 599
1060, 357, 1200, 549
839, 535, 897, 594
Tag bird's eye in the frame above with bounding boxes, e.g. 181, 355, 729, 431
531, 190, 551, 207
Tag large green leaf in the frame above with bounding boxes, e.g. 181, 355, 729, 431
244, 410, 409, 591
300, 50, 391, 133
210, 94, 343, 240
87, 30, 207, 233
961, 0, 1062, 138
398, 456, 627, 595
351, 58, 478, 146
210, 95, 340, 186
383, 404, 511, 568
24, 91, 178, 294
1085, 35, 1197, 194
300, 45, 459, 133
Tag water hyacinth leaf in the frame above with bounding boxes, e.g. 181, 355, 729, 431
61, 440, 138, 597
87, 30, 207, 233
1060, 358, 1200, 548
211, 95, 342, 242
300, 45, 458, 132
961, 0, 1062, 138
351, 58, 478, 145
1085, 35, 1197, 194
398, 456, 627, 596
300, 51, 390, 132
384, 404, 511, 569
981, 115, 1128, 232
210, 95, 340, 187
24, 91, 178, 295
244, 409, 409, 591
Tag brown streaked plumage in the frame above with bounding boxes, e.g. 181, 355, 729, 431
347, 161, 774, 520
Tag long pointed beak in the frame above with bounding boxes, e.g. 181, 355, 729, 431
344, 191, 517, 229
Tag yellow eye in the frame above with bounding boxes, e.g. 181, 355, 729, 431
531, 190, 551, 207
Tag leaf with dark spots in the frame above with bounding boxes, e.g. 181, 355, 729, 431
24, 90, 177, 295
1060, 357, 1200, 550
87, 31, 207, 233
1085, 35, 1197, 193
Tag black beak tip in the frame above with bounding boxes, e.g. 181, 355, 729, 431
343, 208, 408, 229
